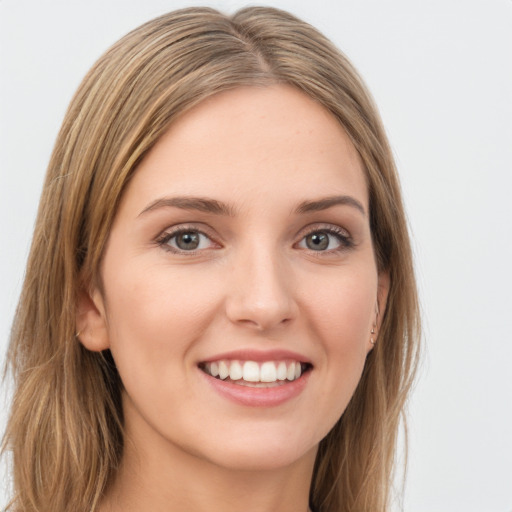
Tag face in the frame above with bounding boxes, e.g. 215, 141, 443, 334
79, 85, 388, 473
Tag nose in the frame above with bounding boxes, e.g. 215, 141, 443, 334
225, 244, 297, 332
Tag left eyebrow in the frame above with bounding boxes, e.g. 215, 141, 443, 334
138, 196, 236, 217
295, 195, 366, 216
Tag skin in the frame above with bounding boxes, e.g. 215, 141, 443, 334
78, 85, 388, 512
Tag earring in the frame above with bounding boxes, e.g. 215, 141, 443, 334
370, 327, 376, 345
75, 330, 82, 338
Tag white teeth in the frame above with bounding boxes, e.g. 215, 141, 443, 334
218, 361, 229, 380
294, 362, 301, 379
260, 362, 277, 382
202, 359, 307, 384
229, 361, 243, 380
243, 361, 260, 382
277, 361, 287, 380
286, 363, 295, 381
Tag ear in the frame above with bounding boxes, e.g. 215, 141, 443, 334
76, 285, 110, 352
376, 270, 390, 328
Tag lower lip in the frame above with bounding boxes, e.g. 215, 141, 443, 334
200, 369, 310, 407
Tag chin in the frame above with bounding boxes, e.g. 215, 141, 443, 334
206, 442, 317, 473
183, 423, 321, 473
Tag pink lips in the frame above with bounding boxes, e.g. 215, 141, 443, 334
198, 349, 312, 407
200, 349, 312, 365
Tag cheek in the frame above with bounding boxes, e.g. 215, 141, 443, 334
304, 265, 377, 345
302, 266, 376, 416
103, 260, 223, 376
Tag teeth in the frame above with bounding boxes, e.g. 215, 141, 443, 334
229, 361, 243, 381
294, 362, 301, 379
286, 363, 295, 381
260, 362, 277, 382
218, 361, 229, 380
202, 360, 307, 384
277, 361, 287, 380
243, 361, 260, 382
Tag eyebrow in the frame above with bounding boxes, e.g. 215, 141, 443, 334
139, 196, 236, 217
139, 194, 366, 218
295, 195, 366, 216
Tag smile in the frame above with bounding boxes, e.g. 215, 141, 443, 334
199, 360, 311, 387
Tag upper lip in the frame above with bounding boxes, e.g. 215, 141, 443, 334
198, 349, 312, 365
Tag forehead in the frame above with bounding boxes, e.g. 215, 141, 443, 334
119, 85, 367, 216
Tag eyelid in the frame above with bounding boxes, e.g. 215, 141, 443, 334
155, 223, 221, 254
154, 222, 354, 255
299, 223, 351, 238
295, 223, 354, 252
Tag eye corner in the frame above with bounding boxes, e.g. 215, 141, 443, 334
295, 224, 355, 254
155, 225, 221, 255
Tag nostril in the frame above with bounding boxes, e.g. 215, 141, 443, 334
235, 315, 292, 331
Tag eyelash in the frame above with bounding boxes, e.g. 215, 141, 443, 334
155, 224, 354, 255
155, 225, 217, 254
298, 225, 354, 253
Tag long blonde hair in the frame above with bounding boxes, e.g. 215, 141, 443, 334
3, 6, 420, 512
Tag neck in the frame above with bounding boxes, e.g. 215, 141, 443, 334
100, 408, 317, 512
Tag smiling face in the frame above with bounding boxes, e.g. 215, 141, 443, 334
78, 85, 388, 474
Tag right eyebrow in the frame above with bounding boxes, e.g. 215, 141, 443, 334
138, 196, 236, 217
295, 195, 366, 217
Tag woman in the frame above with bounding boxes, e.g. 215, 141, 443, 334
2, 6, 420, 512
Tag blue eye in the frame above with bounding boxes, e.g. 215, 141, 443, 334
160, 230, 215, 252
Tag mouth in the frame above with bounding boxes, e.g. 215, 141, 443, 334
198, 359, 313, 388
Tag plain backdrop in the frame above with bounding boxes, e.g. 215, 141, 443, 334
1, 1, 511, 511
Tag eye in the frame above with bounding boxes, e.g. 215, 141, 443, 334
158, 228, 216, 253
297, 227, 352, 252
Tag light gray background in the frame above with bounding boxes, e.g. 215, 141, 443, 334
1, 1, 511, 511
